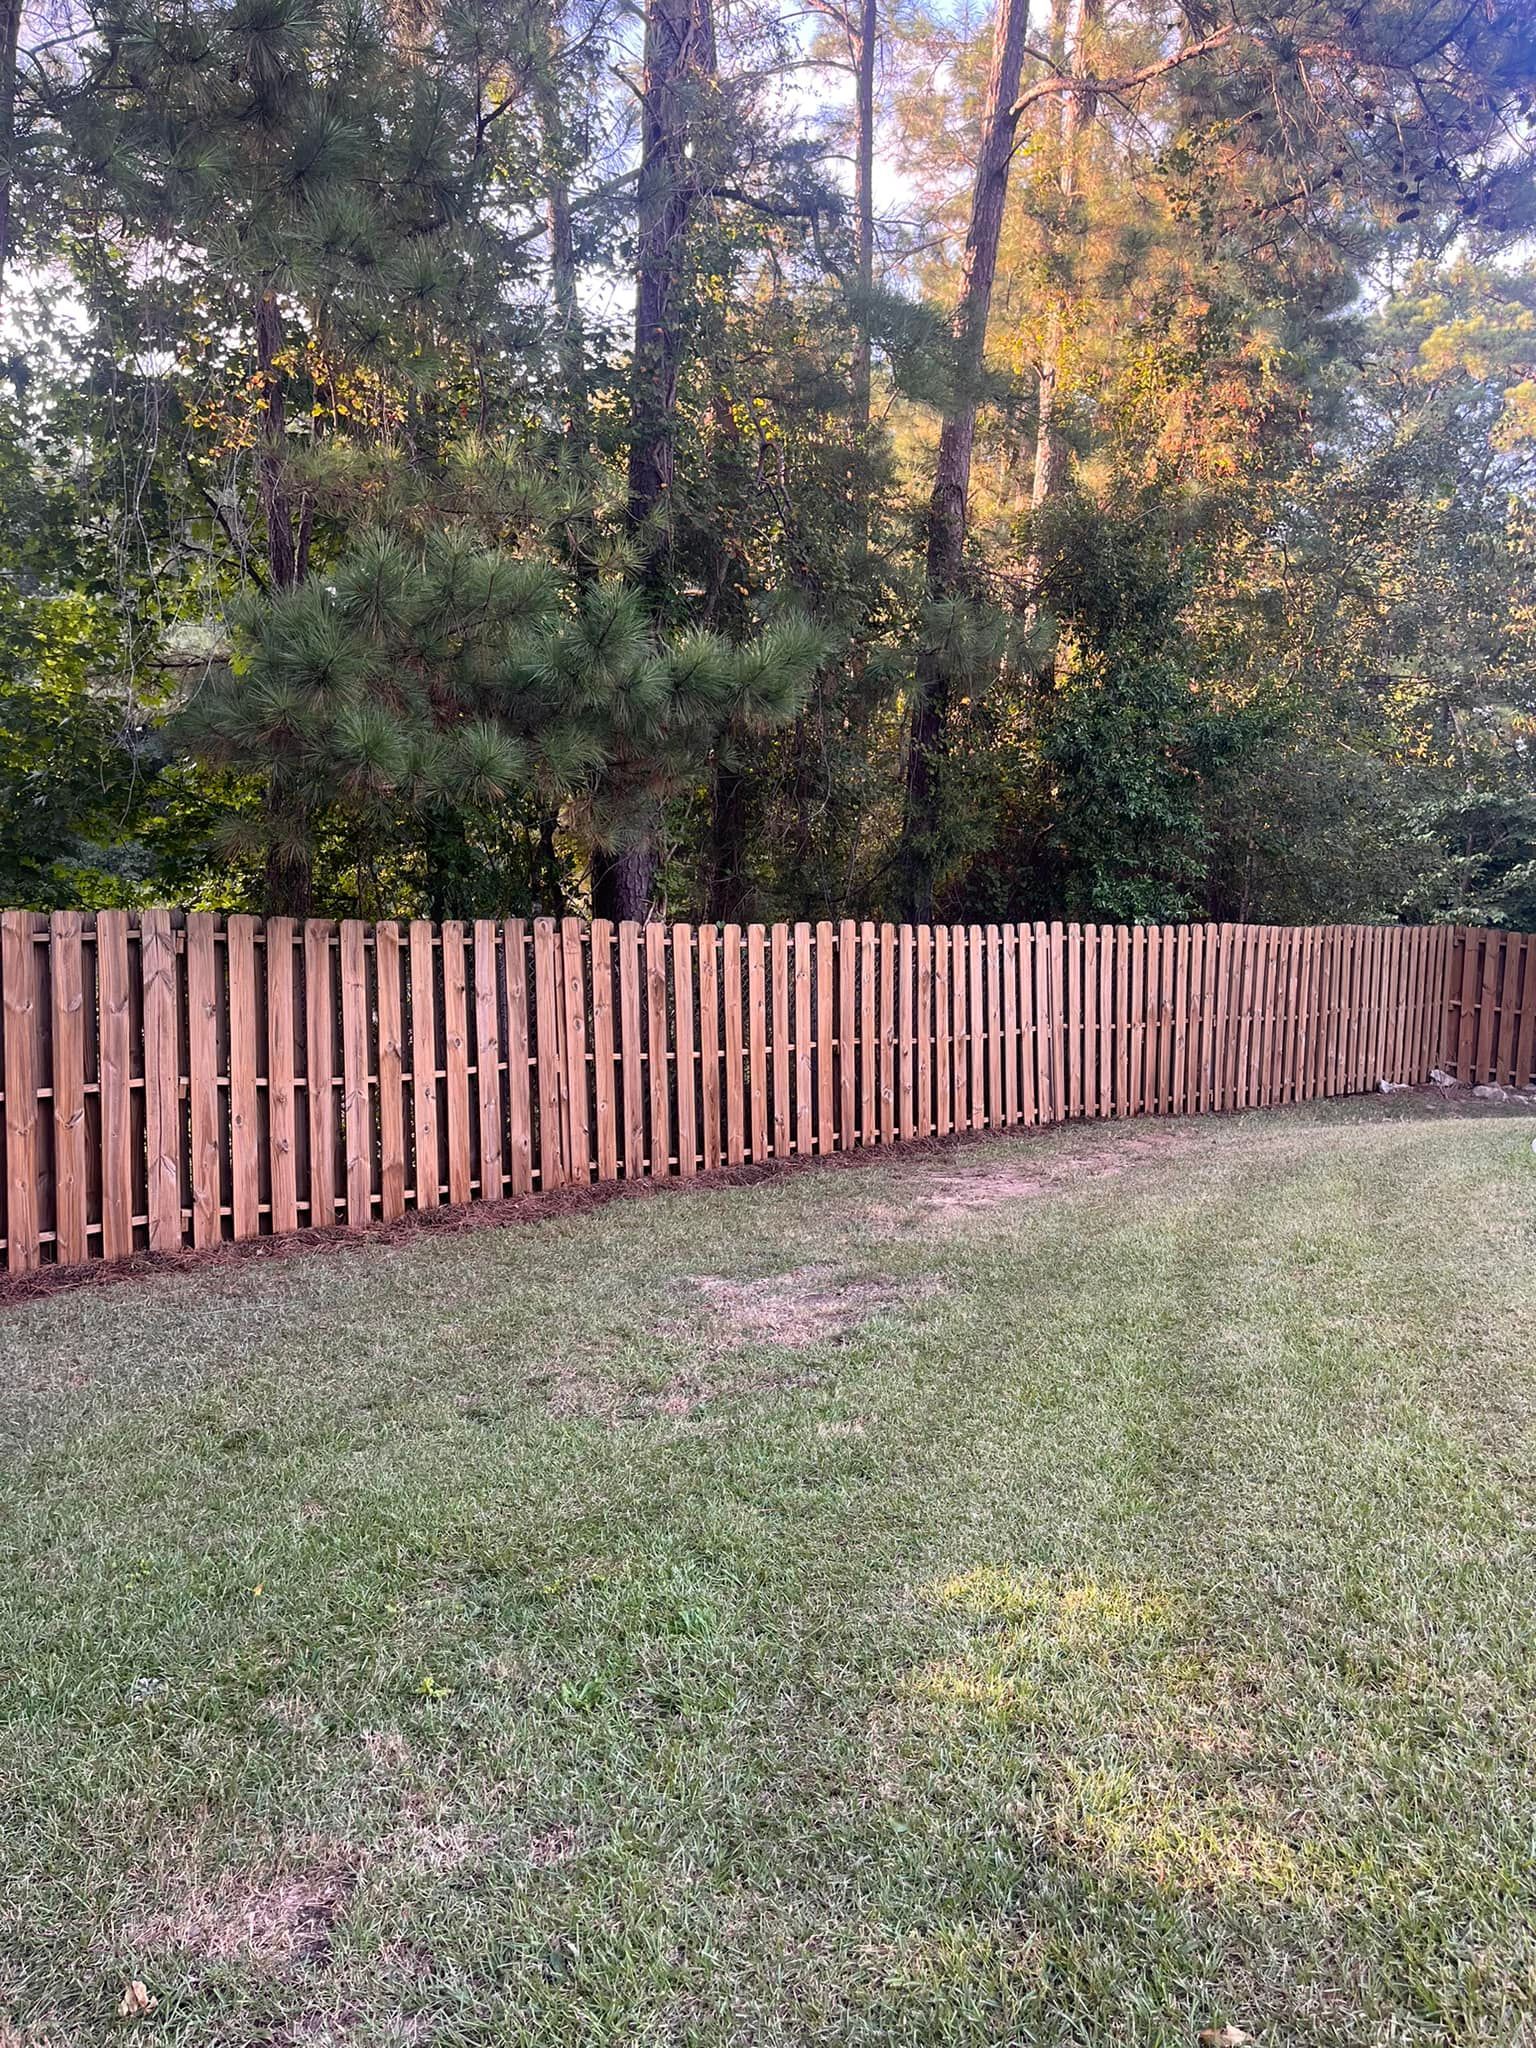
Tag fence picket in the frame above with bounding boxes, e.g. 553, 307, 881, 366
724, 924, 746, 1167
898, 925, 916, 1143
951, 926, 969, 1130
141, 908, 184, 1249
303, 922, 336, 1230
880, 923, 897, 1144
648, 920, 673, 1174
771, 923, 791, 1159
473, 920, 504, 1205
986, 926, 1004, 1128
226, 914, 263, 1239
698, 923, 722, 1172
339, 920, 371, 1227
673, 923, 696, 1178
934, 927, 952, 1137
97, 911, 135, 1258
748, 924, 769, 1163
188, 915, 224, 1246
858, 922, 876, 1143
377, 922, 407, 1222
409, 921, 440, 1207
443, 921, 473, 1202
1515, 934, 1536, 1089
533, 920, 565, 1190
917, 924, 934, 1138
837, 920, 857, 1147
620, 921, 646, 1177
968, 925, 986, 1130
49, 913, 88, 1265
793, 922, 812, 1158
562, 918, 591, 1183
264, 917, 299, 1235
2, 913, 39, 1270
505, 920, 533, 1195
1018, 925, 1037, 1127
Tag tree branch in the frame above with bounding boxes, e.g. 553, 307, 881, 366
502, 166, 642, 252
1010, 22, 1237, 119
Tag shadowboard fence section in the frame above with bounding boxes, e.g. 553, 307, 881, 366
1442, 925, 1536, 1094
0, 913, 1521, 1272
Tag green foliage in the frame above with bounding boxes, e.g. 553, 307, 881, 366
3, 0, 1533, 922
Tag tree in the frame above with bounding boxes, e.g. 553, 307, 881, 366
897, 0, 1032, 921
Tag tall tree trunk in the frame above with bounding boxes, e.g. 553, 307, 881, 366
607, 0, 716, 918
1024, 0, 1099, 612
0, 0, 20, 311
896, 0, 1032, 922
702, 383, 755, 922
264, 789, 314, 919
527, 11, 591, 455
255, 285, 315, 913
255, 286, 305, 591
851, 0, 876, 442
593, 843, 655, 923
533, 809, 567, 916
705, 757, 750, 921
628, 0, 716, 560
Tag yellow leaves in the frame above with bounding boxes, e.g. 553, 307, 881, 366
1495, 379, 1536, 452
1198, 2029, 1252, 2047
117, 1982, 157, 2020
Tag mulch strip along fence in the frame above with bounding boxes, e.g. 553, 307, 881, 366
0, 914, 1529, 1276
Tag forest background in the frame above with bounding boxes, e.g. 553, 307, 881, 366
1, 0, 1533, 929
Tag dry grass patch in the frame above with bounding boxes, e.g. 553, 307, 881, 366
127, 1860, 356, 1970
913, 1126, 1193, 1215
689, 1264, 922, 1347
534, 1264, 929, 1421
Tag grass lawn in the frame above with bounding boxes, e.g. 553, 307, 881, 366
3, 1096, 1535, 2047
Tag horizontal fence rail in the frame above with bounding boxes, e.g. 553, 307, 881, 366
0, 913, 1526, 1273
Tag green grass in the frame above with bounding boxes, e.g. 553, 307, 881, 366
3, 1097, 1535, 2047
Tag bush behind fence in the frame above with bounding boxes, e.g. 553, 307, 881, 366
0, 913, 1530, 1272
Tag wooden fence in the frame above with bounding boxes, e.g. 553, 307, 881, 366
1442, 925, 1536, 1095
0, 913, 1527, 1273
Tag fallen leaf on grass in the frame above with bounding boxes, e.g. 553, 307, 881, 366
117, 1981, 157, 2019
1199, 2029, 1252, 2047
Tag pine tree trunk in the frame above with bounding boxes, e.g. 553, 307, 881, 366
851, 0, 877, 444
264, 788, 314, 919
897, 0, 1032, 922
593, 844, 655, 924
628, 0, 716, 560
705, 758, 750, 921
528, 16, 591, 455
612, 0, 717, 918
533, 810, 566, 916
1024, 0, 1098, 615
255, 286, 302, 592
254, 286, 316, 914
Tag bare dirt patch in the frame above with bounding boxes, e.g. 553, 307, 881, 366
130, 1862, 356, 1969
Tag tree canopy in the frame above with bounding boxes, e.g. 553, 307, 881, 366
2, 0, 1533, 924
